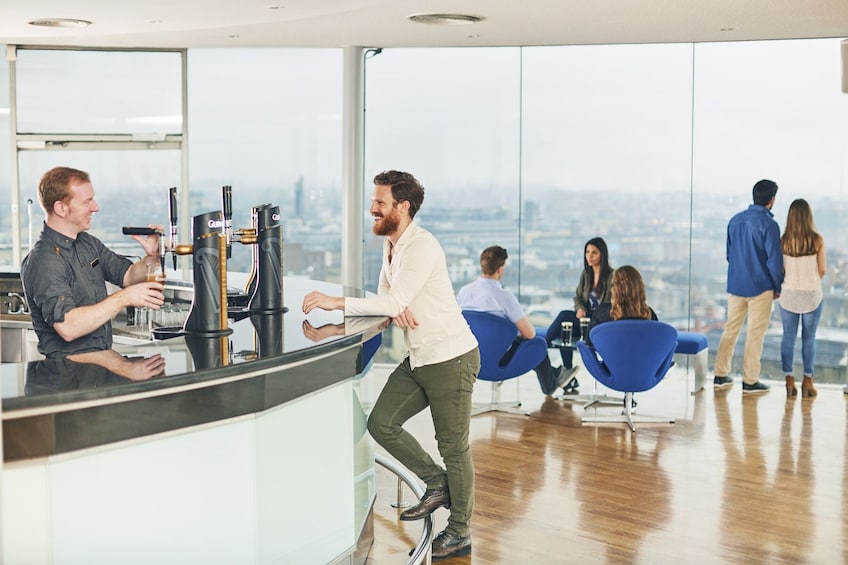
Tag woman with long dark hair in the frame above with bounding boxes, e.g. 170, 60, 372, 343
544, 237, 614, 393
778, 198, 826, 398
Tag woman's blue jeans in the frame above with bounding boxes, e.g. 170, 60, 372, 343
779, 302, 823, 376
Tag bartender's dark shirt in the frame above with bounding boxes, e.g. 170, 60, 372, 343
21, 223, 132, 357
25, 356, 128, 396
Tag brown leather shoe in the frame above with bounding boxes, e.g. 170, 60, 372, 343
802, 376, 817, 398
785, 375, 797, 397
399, 487, 450, 521
431, 530, 471, 561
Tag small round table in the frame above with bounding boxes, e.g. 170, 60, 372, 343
549, 337, 623, 408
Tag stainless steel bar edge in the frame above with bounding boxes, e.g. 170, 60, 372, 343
375, 454, 434, 565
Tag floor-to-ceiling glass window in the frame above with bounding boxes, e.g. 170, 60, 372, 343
5, 39, 845, 379
692, 38, 848, 383
0, 50, 10, 265
363, 48, 522, 287
187, 49, 342, 279
521, 44, 694, 328
17, 151, 181, 259
363, 39, 847, 377
364, 48, 522, 362
9, 48, 183, 263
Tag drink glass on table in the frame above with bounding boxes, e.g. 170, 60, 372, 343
561, 321, 573, 345
579, 317, 591, 341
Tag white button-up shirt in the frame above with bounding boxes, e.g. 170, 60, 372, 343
344, 221, 478, 369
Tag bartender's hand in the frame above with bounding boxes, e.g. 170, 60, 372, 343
68, 350, 166, 381
119, 353, 166, 381
392, 307, 419, 329
55, 281, 164, 343
302, 290, 344, 313
576, 308, 587, 319
121, 281, 166, 309
302, 320, 345, 342
129, 223, 164, 258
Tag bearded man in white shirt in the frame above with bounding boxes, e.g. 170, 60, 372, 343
302, 170, 480, 561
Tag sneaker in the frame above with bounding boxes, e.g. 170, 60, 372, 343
742, 381, 770, 394
558, 366, 580, 393
713, 376, 734, 389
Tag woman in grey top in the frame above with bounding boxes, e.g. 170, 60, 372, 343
778, 199, 826, 398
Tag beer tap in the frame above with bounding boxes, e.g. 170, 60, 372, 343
168, 186, 178, 270
222, 185, 233, 259
158, 228, 166, 273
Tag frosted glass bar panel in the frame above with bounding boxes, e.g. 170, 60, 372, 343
15, 49, 182, 135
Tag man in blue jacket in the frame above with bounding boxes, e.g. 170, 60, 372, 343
713, 179, 784, 393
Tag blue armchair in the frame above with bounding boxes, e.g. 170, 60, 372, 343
462, 310, 548, 416
577, 319, 678, 431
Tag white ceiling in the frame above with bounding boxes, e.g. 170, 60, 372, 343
1, 0, 847, 49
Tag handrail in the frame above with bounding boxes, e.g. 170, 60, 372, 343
375, 454, 434, 565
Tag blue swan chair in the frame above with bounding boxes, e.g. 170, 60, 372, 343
462, 310, 548, 416
577, 319, 678, 431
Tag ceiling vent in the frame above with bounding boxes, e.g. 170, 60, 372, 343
408, 14, 483, 25
28, 18, 92, 28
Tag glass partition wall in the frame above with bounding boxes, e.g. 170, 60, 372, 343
691, 39, 848, 383
363, 39, 848, 380
5, 47, 185, 269
2, 39, 846, 380
2, 47, 343, 279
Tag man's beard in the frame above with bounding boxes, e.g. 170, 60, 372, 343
372, 209, 400, 236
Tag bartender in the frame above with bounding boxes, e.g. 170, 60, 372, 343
21, 166, 166, 357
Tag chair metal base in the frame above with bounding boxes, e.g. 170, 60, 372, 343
581, 392, 675, 432
559, 393, 624, 408
557, 377, 623, 408
691, 347, 708, 395
472, 380, 530, 417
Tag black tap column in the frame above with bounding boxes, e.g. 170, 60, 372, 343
248, 205, 286, 314
183, 211, 233, 336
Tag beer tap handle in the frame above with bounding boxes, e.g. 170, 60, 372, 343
122, 227, 160, 236
222, 185, 233, 259
168, 187, 178, 270
159, 234, 166, 273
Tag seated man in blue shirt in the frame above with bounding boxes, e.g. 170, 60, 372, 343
456, 245, 578, 395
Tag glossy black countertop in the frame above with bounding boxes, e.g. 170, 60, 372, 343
1, 277, 386, 413
1, 277, 387, 462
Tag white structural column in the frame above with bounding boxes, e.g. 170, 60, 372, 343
342, 47, 365, 289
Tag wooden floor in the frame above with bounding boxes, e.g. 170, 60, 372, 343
365, 361, 848, 564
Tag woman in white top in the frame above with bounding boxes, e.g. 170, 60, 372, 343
778, 199, 826, 398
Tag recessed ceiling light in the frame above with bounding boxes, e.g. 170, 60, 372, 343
28, 18, 92, 28
228, 34, 240, 39
266, 5, 283, 9
408, 13, 484, 25
720, 27, 736, 32
468, 34, 480, 39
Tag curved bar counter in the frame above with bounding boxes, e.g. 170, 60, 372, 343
0, 277, 386, 565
